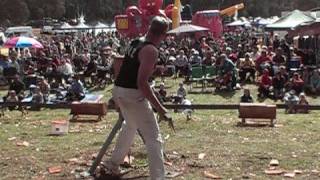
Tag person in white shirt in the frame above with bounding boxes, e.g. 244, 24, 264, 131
174, 49, 189, 77
57, 60, 74, 82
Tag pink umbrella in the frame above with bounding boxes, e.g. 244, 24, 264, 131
4, 36, 43, 49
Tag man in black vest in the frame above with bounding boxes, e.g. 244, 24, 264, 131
105, 16, 169, 179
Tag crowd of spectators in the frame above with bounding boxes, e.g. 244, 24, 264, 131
0, 27, 318, 113
0, 31, 126, 107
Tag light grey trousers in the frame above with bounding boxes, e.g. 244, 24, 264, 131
110, 86, 165, 180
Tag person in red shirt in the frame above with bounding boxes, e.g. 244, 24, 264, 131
255, 50, 272, 74
288, 72, 304, 94
258, 69, 272, 98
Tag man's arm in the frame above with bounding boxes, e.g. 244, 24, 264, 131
137, 45, 167, 115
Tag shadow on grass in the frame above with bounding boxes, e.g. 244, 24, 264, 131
213, 90, 236, 99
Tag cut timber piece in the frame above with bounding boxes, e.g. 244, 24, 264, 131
239, 103, 277, 126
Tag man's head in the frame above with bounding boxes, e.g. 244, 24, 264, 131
148, 16, 169, 42
245, 53, 250, 60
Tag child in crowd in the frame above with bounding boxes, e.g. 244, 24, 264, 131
6, 90, 19, 111
32, 87, 44, 104
177, 82, 187, 98
283, 90, 299, 113
297, 93, 309, 113
157, 82, 167, 103
240, 88, 253, 103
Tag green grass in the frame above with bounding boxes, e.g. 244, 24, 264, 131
0, 78, 320, 179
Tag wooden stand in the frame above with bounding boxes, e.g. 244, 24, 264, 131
239, 103, 277, 127
70, 95, 107, 122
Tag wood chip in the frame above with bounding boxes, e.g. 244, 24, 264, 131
164, 161, 173, 166
16, 141, 30, 147
294, 170, 303, 174
198, 153, 206, 160
203, 171, 222, 179
311, 169, 319, 174
68, 158, 80, 164
283, 172, 295, 178
48, 166, 62, 174
264, 169, 284, 175
8, 137, 17, 141
269, 159, 279, 166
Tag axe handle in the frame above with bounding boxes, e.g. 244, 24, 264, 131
89, 114, 124, 175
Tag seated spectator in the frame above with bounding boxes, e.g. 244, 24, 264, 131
258, 69, 272, 98
288, 72, 304, 94
37, 76, 50, 102
9, 75, 25, 100
189, 49, 202, 66
216, 54, 238, 91
32, 87, 44, 104
272, 72, 286, 100
202, 51, 215, 66
309, 69, 320, 94
283, 90, 299, 114
279, 66, 289, 82
180, 97, 193, 121
172, 82, 187, 104
57, 59, 74, 82
266, 46, 275, 59
239, 53, 255, 83
84, 56, 98, 79
256, 50, 272, 74
177, 82, 187, 98
297, 93, 309, 113
174, 49, 189, 77
157, 83, 167, 103
272, 48, 286, 73
66, 74, 85, 101
240, 88, 253, 103
250, 46, 260, 62
6, 90, 19, 111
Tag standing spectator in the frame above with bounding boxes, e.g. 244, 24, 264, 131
309, 69, 320, 94
273, 34, 280, 50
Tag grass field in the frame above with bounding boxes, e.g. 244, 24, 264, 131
0, 78, 320, 180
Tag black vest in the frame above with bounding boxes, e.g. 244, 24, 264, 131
115, 38, 155, 89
